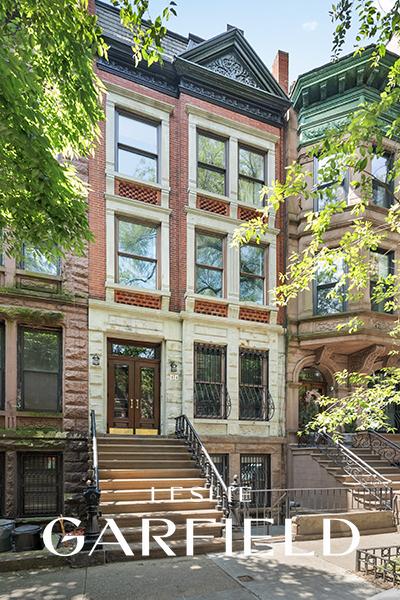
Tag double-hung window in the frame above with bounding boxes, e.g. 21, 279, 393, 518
240, 245, 266, 304
194, 343, 227, 418
372, 152, 394, 208
116, 111, 159, 183
197, 132, 227, 195
117, 218, 158, 290
18, 328, 62, 412
20, 247, 60, 276
239, 349, 272, 421
195, 232, 224, 297
238, 146, 266, 206
370, 249, 394, 313
315, 256, 346, 315
313, 156, 348, 211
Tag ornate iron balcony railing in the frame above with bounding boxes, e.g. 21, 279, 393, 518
239, 385, 275, 421
194, 382, 231, 419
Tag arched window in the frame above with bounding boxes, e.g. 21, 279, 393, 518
298, 367, 327, 430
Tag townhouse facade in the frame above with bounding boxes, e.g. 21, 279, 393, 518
87, 1, 290, 491
286, 47, 400, 487
0, 158, 89, 518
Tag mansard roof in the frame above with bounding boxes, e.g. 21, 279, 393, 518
95, 1, 290, 127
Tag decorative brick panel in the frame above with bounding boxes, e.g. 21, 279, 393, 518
114, 289, 162, 309
194, 299, 228, 317
197, 194, 230, 216
239, 306, 270, 323
238, 205, 260, 221
115, 178, 161, 205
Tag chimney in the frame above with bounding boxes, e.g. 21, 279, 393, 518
272, 50, 289, 94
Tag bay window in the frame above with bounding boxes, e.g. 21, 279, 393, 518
372, 152, 394, 208
117, 218, 158, 289
240, 244, 266, 304
314, 156, 348, 211
315, 256, 346, 315
197, 132, 227, 195
195, 232, 224, 297
370, 249, 394, 313
116, 111, 159, 183
238, 146, 266, 206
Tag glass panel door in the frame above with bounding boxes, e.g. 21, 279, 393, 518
134, 360, 160, 433
108, 360, 134, 432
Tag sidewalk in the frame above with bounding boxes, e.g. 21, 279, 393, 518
0, 535, 386, 600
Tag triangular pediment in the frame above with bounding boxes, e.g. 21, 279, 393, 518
178, 28, 289, 100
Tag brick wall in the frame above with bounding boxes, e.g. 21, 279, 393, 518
89, 70, 286, 314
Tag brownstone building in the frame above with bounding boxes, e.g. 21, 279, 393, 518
88, 1, 290, 491
286, 48, 400, 488
0, 159, 89, 520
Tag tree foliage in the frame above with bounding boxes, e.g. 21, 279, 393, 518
234, 0, 400, 436
0, 0, 176, 259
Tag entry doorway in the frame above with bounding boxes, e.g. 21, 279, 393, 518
107, 339, 160, 435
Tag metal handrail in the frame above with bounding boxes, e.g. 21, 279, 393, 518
318, 431, 391, 484
175, 414, 229, 517
354, 430, 400, 466
90, 409, 100, 492
316, 431, 393, 511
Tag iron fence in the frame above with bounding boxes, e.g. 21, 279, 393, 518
357, 545, 400, 586
236, 486, 394, 527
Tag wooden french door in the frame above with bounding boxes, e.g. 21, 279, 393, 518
107, 340, 160, 434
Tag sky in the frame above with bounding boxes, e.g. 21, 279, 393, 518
145, 0, 361, 84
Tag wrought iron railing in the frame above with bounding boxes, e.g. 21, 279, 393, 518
90, 409, 100, 492
194, 382, 231, 419
83, 410, 101, 549
315, 432, 394, 511
357, 545, 400, 587
353, 430, 400, 467
239, 385, 275, 421
175, 414, 230, 517
240, 486, 373, 526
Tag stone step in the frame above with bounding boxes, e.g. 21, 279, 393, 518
99, 477, 206, 491
101, 487, 211, 502
97, 436, 183, 445
98, 449, 190, 459
100, 498, 218, 515
99, 468, 201, 479
101, 522, 224, 543
99, 459, 195, 470
100, 508, 223, 526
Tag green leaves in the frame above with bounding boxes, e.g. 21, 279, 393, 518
0, 0, 175, 259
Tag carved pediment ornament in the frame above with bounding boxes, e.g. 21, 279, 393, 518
203, 53, 260, 88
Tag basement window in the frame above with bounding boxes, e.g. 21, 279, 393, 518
17, 452, 63, 517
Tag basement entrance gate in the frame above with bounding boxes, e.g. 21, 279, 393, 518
107, 339, 160, 435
